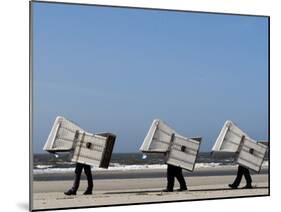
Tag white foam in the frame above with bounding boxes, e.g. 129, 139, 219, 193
33, 164, 167, 174
195, 163, 226, 168
33, 161, 268, 174
33, 167, 75, 174
35, 165, 54, 169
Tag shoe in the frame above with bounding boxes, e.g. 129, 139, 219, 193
162, 189, 173, 192
176, 188, 188, 192
228, 184, 238, 189
83, 189, 93, 195
242, 185, 253, 189
64, 189, 77, 195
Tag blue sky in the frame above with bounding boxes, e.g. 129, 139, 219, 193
32, 2, 268, 153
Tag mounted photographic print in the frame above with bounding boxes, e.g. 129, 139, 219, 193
30, 1, 269, 211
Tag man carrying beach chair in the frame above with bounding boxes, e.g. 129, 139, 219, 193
212, 120, 268, 189
140, 119, 201, 192
43, 116, 116, 195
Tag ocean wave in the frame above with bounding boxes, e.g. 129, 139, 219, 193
33, 161, 268, 174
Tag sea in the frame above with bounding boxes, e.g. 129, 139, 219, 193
33, 152, 268, 175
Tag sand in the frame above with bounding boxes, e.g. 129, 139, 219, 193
32, 167, 269, 210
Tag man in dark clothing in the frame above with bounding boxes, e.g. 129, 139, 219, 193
64, 163, 93, 195
229, 165, 253, 189
163, 164, 187, 192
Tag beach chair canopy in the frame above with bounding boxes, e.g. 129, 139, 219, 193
140, 119, 201, 172
212, 120, 268, 172
43, 116, 116, 168
43, 116, 83, 152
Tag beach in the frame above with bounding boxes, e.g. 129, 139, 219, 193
32, 166, 269, 210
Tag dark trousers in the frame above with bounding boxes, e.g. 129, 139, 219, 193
232, 165, 252, 186
166, 164, 187, 191
72, 163, 93, 192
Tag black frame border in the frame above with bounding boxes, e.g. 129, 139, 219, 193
29, 0, 270, 211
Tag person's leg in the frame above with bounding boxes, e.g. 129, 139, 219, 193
83, 165, 93, 194
242, 167, 253, 188
65, 163, 83, 195
175, 167, 187, 191
229, 165, 243, 188
165, 165, 175, 191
